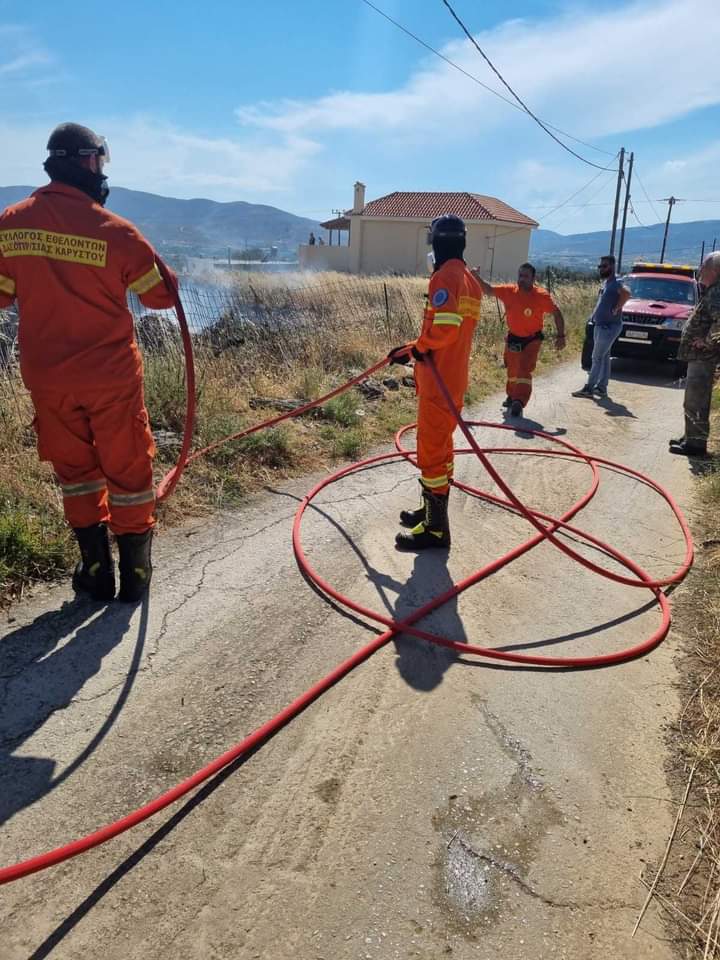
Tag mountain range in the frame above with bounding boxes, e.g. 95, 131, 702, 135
530, 219, 720, 269
1, 184, 718, 269
0, 185, 320, 258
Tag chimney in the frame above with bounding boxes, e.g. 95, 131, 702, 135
353, 181, 366, 215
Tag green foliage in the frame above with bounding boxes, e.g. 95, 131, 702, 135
321, 392, 363, 427
0, 501, 71, 587
236, 427, 294, 468
143, 355, 188, 432
320, 425, 366, 459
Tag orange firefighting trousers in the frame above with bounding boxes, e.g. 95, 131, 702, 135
504, 338, 542, 407
416, 392, 460, 496
30, 379, 156, 535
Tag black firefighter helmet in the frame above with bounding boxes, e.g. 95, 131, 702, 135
429, 214, 466, 268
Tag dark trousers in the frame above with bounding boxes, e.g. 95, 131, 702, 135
684, 359, 716, 446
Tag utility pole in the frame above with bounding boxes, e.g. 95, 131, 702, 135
617, 151, 634, 274
700, 240, 705, 268
659, 196, 683, 263
331, 208, 343, 248
713, 238, 717, 253
609, 147, 625, 258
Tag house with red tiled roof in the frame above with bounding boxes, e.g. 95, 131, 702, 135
300, 182, 538, 277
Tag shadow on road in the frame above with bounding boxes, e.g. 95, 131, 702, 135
0, 596, 147, 827
26, 740, 260, 960
368, 550, 465, 692
500, 408, 569, 438
594, 394, 637, 419
609, 356, 685, 391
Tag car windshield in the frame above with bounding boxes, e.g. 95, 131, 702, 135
625, 276, 696, 305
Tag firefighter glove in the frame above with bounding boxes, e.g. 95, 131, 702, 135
388, 344, 425, 364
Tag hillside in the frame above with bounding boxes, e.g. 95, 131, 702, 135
2, 183, 718, 269
0, 185, 320, 258
531, 219, 720, 269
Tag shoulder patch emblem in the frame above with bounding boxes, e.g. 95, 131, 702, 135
432, 288, 449, 308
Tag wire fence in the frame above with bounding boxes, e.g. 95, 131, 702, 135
0, 270, 594, 441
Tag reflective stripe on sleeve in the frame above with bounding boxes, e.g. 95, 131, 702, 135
61, 479, 107, 498
108, 489, 155, 507
128, 264, 163, 295
458, 296, 481, 314
0, 274, 16, 297
432, 312, 462, 327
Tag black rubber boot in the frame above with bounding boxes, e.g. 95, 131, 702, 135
116, 529, 153, 602
510, 399, 523, 417
502, 396, 512, 409
400, 481, 450, 528
395, 488, 450, 550
72, 523, 115, 602
668, 440, 708, 459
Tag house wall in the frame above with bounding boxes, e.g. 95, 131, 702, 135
298, 244, 352, 272
357, 220, 426, 275
300, 217, 533, 277
482, 226, 534, 281
352, 218, 532, 277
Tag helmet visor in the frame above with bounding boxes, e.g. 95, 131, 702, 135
74, 136, 110, 165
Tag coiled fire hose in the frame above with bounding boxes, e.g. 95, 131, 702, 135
0, 273, 693, 886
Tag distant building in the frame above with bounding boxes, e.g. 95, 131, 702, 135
300, 182, 538, 277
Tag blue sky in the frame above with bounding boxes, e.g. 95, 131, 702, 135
1, 0, 719, 234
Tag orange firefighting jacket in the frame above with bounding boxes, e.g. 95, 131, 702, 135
0, 182, 176, 391
493, 283, 557, 337
413, 258, 483, 403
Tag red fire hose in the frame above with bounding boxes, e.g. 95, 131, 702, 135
0, 282, 693, 886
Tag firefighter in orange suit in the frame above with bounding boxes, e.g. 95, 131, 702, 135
388, 214, 483, 550
0, 123, 177, 602
473, 262, 566, 416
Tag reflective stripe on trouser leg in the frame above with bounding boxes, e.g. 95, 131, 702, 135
83, 378, 157, 536
504, 339, 541, 406
29, 391, 111, 528
416, 393, 458, 497
60, 479, 110, 528
107, 488, 156, 536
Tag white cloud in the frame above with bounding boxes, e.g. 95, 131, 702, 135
0, 24, 53, 84
0, 118, 322, 201
236, 0, 720, 143
637, 141, 720, 225
1, 1, 719, 230
106, 119, 321, 198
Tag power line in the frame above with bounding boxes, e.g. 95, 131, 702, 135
439, 0, 616, 172
628, 199, 647, 229
633, 167, 663, 224
492, 159, 619, 240
543, 170, 619, 234
621, 168, 647, 229
358, 0, 616, 159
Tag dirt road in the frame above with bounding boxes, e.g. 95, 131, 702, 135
1, 358, 699, 959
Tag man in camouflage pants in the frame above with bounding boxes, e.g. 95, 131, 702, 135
670, 252, 720, 458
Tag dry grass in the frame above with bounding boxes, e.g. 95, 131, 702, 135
0, 271, 595, 600
640, 397, 720, 957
